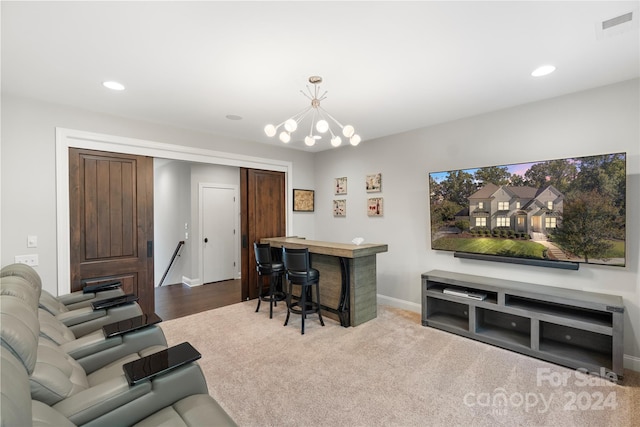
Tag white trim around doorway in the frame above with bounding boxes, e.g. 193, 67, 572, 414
55, 127, 293, 296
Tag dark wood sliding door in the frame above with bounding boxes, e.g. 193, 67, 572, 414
240, 168, 286, 301
69, 148, 155, 314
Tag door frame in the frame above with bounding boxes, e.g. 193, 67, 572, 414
56, 127, 293, 296
199, 183, 240, 284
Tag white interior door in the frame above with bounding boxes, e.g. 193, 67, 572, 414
201, 185, 237, 283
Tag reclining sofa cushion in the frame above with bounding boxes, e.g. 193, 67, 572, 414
0, 275, 40, 309
31, 338, 90, 405
0, 263, 42, 293
0, 295, 39, 374
1, 347, 34, 426
37, 308, 78, 344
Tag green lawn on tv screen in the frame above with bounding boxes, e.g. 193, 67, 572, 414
432, 237, 547, 259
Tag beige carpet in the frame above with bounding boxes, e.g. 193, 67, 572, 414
160, 301, 639, 427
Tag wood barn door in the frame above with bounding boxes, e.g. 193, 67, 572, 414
69, 148, 155, 314
240, 168, 286, 301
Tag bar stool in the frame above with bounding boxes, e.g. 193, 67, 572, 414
254, 242, 285, 318
282, 247, 325, 334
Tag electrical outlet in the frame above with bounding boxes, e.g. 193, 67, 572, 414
15, 254, 39, 266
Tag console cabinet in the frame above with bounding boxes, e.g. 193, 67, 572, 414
422, 270, 624, 380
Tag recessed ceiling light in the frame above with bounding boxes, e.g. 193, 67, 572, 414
531, 65, 556, 77
102, 81, 125, 91
226, 114, 243, 120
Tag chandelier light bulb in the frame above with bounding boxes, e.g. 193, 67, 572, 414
331, 136, 342, 147
304, 136, 316, 146
316, 119, 329, 133
264, 124, 276, 137
279, 131, 291, 143
342, 125, 355, 138
350, 134, 361, 146
284, 119, 298, 132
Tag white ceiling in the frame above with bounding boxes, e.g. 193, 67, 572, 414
2, 1, 639, 152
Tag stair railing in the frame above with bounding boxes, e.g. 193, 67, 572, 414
158, 240, 185, 287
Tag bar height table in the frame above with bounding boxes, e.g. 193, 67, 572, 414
261, 237, 388, 327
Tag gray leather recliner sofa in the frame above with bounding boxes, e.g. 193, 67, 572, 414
0, 293, 236, 426
1, 274, 167, 374
1, 263, 142, 338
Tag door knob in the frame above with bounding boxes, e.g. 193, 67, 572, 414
204, 237, 208, 243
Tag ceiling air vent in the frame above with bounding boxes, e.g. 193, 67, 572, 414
596, 10, 638, 39
602, 12, 633, 30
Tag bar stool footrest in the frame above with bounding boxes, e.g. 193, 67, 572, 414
289, 300, 321, 315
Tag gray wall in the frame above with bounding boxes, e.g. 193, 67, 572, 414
154, 159, 191, 287
313, 79, 640, 365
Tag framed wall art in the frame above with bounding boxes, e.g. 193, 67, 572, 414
367, 197, 383, 216
333, 199, 346, 217
335, 177, 347, 195
293, 189, 314, 212
366, 173, 382, 192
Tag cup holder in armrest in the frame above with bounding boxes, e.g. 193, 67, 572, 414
82, 280, 123, 294
122, 342, 202, 385
91, 294, 138, 310
102, 313, 163, 338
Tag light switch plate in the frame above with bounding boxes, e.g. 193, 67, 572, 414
27, 235, 38, 248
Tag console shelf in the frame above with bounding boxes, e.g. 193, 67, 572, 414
422, 270, 624, 381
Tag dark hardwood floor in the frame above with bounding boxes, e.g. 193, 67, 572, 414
154, 279, 242, 321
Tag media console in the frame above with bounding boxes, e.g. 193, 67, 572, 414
422, 270, 624, 381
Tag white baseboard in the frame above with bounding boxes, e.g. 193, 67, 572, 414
624, 354, 640, 372
377, 294, 639, 374
377, 294, 421, 313
182, 276, 202, 287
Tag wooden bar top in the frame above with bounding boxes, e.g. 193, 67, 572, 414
261, 237, 388, 259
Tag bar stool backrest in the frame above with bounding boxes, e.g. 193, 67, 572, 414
282, 247, 313, 283
254, 243, 274, 266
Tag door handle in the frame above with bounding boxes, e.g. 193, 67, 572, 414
204, 237, 208, 243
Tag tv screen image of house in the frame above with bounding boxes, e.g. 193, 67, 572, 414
429, 152, 626, 267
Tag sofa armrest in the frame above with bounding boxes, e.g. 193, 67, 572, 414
79, 360, 210, 426
52, 376, 151, 426
102, 313, 162, 338
123, 342, 201, 385
56, 292, 94, 306
67, 303, 143, 339
57, 306, 106, 326
83, 280, 122, 294
58, 289, 125, 310
91, 294, 138, 310
76, 325, 168, 374
60, 330, 122, 360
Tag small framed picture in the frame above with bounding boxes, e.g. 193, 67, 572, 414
367, 197, 383, 216
333, 199, 346, 217
334, 177, 347, 195
366, 173, 382, 192
293, 189, 314, 212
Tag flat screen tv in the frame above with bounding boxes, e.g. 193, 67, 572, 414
429, 152, 626, 269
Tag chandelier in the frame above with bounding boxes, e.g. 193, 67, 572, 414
264, 76, 361, 147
